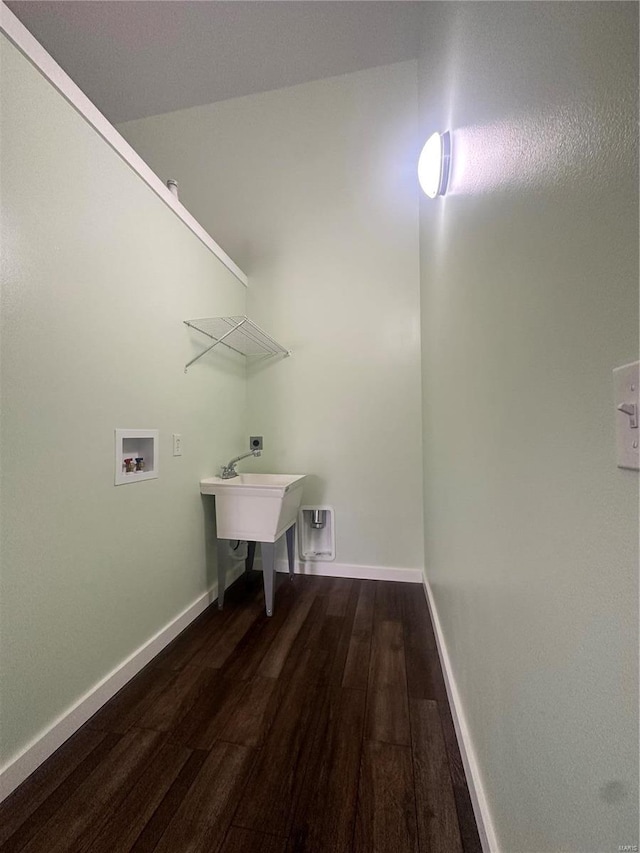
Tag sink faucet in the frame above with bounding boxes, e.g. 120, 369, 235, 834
220, 449, 261, 479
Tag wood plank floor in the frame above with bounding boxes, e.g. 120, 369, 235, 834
0, 573, 482, 853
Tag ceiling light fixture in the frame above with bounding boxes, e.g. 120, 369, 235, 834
418, 131, 451, 198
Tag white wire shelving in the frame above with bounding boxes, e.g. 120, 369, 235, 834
183, 316, 290, 372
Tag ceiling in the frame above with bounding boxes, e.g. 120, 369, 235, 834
7, 1, 423, 124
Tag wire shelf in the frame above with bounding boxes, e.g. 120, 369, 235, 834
184, 316, 290, 371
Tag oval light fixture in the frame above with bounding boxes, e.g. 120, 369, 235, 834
418, 130, 451, 198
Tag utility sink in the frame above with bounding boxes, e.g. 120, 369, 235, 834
200, 473, 307, 617
199, 473, 306, 543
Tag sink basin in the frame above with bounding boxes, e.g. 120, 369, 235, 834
200, 473, 306, 542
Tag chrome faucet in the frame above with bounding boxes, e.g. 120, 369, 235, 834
220, 448, 261, 479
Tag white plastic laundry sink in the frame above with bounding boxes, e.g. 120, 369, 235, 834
200, 473, 306, 543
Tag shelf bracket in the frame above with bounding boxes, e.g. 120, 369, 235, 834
184, 317, 248, 372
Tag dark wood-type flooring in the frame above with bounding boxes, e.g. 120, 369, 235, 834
0, 573, 482, 853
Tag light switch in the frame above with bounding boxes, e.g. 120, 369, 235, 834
613, 361, 639, 470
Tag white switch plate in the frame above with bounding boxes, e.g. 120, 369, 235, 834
172, 433, 182, 456
613, 361, 639, 470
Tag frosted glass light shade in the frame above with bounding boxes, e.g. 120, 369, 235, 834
418, 131, 451, 198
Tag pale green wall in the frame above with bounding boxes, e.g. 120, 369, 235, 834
120, 62, 424, 572
418, 3, 639, 851
0, 35, 246, 766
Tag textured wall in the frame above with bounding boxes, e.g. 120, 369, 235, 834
418, 3, 639, 851
120, 62, 424, 573
0, 35, 246, 767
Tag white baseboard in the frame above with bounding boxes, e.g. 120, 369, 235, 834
293, 561, 423, 583
422, 577, 500, 853
271, 559, 422, 584
0, 563, 246, 802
